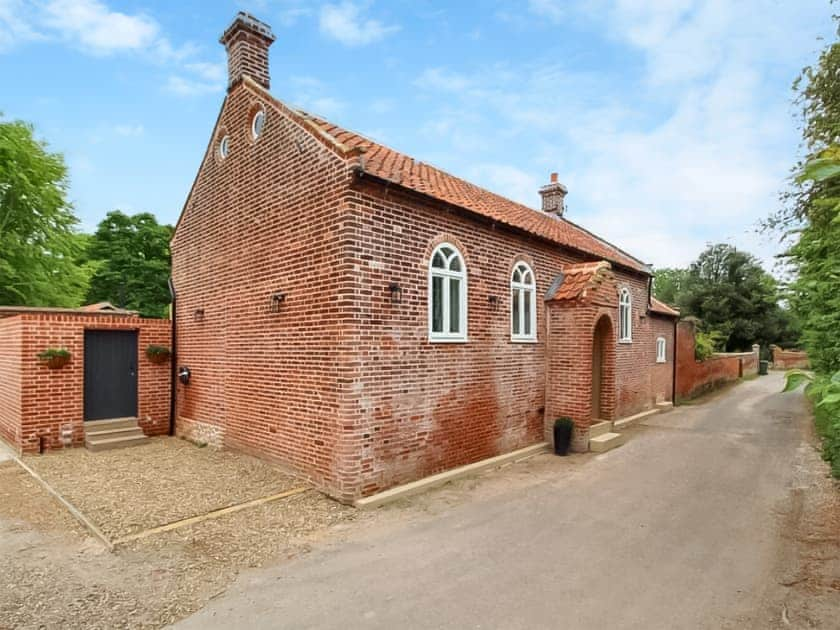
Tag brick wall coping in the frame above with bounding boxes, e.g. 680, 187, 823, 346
0, 306, 145, 319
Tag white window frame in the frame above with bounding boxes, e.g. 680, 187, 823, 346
219, 135, 230, 159
428, 243, 468, 342
510, 261, 537, 343
656, 336, 666, 363
251, 109, 266, 140
619, 288, 632, 342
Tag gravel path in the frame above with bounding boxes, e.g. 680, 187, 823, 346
0, 457, 356, 629
22, 437, 306, 538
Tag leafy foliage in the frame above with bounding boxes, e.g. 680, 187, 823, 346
36, 348, 71, 360
653, 244, 799, 352
777, 21, 840, 479
651, 267, 690, 306
0, 117, 91, 306
784, 370, 840, 477
85, 210, 173, 317
694, 329, 725, 361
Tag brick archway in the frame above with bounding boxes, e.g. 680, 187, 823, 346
543, 261, 618, 451
591, 313, 616, 423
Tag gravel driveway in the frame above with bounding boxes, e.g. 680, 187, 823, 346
175, 373, 840, 629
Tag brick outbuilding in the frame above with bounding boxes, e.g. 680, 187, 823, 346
170, 13, 679, 502
0, 306, 171, 453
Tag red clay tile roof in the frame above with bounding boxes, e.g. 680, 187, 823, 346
240, 77, 650, 274
546, 261, 613, 301
650, 296, 680, 317
304, 114, 649, 273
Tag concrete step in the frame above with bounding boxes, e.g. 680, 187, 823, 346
84, 426, 145, 440
589, 420, 613, 438
85, 434, 149, 452
589, 431, 626, 453
613, 408, 660, 431
84, 417, 138, 431
655, 401, 674, 413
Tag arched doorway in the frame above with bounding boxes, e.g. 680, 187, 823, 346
591, 315, 612, 421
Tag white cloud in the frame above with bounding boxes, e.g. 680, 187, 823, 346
319, 2, 400, 46
184, 60, 227, 83
410, 0, 831, 269
469, 164, 540, 207
165, 76, 221, 97
0, 0, 224, 97
41, 0, 159, 55
113, 124, 144, 137
289, 76, 347, 117
0, 0, 45, 51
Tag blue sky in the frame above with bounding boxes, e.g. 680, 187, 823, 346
0, 0, 834, 269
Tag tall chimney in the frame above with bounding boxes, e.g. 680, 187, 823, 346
220, 12, 276, 91
539, 172, 568, 217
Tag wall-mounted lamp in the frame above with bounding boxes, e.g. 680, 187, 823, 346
269, 292, 286, 313
388, 282, 403, 304
488, 295, 500, 310
194, 308, 205, 322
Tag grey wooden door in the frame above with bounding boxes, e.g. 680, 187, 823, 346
84, 330, 138, 420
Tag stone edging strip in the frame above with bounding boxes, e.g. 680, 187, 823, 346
110, 486, 310, 546
5, 448, 115, 550
1, 440, 311, 550
355, 442, 550, 509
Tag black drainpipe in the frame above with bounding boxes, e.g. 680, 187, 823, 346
168, 276, 177, 436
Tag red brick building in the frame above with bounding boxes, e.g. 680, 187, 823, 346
0, 306, 171, 454
170, 13, 679, 502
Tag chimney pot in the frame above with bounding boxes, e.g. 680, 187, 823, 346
539, 172, 568, 217
220, 12, 276, 91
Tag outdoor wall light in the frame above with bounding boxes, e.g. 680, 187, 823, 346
269, 292, 286, 313
193, 308, 205, 322
388, 282, 403, 304
488, 295, 500, 309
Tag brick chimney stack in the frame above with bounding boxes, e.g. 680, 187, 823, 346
539, 172, 568, 217
220, 12, 276, 91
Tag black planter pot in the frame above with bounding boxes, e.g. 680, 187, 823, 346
553, 419, 574, 456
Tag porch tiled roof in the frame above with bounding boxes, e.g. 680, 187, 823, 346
545, 261, 613, 301
650, 297, 680, 317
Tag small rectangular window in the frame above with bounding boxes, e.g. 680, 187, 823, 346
656, 337, 667, 363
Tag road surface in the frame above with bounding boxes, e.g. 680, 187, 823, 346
176, 373, 813, 629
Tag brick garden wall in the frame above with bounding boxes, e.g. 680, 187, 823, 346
1, 314, 170, 454
675, 320, 757, 401
0, 317, 23, 448
771, 345, 809, 370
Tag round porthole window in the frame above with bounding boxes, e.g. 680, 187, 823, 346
251, 109, 266, 139
219, 135, 230, 159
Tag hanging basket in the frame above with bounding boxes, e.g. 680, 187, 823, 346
38, 349, 71, 370
146, 345, 171, 364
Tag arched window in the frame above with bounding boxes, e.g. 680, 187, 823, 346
619, 288, 632, 342
429, 243, 467, 341
511, 262, 536, 342
656, 336, 666, 362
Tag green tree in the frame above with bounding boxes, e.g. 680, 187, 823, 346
85, 210, 173, 317
652, 267, 690, 306
679, 244, 797, 352
0, 117, 90, 306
